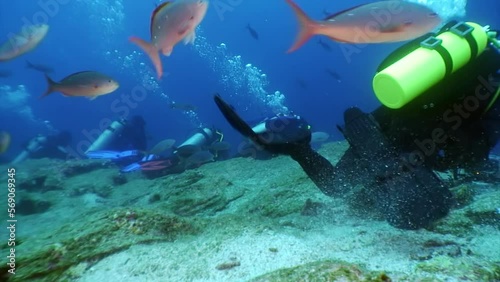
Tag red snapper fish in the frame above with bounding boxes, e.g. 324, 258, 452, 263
130, 0, 209, 79
41, 71, 119, 100
285, 0, 441, 53
0, 24, 49, 61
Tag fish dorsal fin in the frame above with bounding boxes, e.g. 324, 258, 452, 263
150, 1, 172, 35
324, 4, 365, 21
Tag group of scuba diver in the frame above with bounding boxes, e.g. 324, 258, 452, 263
11, 115, 230, 178
10, 21, 500, 230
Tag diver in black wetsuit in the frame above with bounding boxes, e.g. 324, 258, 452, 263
213, 22, 500, 230
214, 95, 450, 230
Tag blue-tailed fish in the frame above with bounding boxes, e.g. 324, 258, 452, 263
0, 24, 49, 61
41, 71, 119, 100
129, 0, 209, 79
285, 0, 441, 53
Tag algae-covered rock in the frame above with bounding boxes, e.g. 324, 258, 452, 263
428, 210, 474, 236
249, 189, 306, 218
464, 189, 500, 227
249, 260, 391, 282
431, 189, 500, 235
17, 196, 51, 215
171, 193, 229, 216
1, 208, 199, 282
417, 255, 500, 281
450, 184, 475, 208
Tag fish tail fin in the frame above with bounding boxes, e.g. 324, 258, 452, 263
40, 74, 55, 99
129, 36, 163, 79
285, 0, 318, 53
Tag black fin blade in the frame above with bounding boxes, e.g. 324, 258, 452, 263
214, 94, 262, 145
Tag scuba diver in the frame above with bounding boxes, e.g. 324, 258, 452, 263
86, 115, 148, 152
213, 21, 500, 230
84, 115, 148, 165
11, 130, 72, 164
86, 126, 225, 178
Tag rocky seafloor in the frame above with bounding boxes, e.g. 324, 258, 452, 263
0, 142, 499, 281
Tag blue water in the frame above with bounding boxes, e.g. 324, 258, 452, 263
0, 0, 499, 161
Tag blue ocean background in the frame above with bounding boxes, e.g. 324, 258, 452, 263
0, 0, 499, 161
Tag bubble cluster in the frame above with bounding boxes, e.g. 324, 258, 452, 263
102, 49, 203, 127
74, 0, 125, 46
0, 85, 37, 123
194, 28, 289, 114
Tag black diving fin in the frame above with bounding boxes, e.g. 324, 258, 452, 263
339, 107, 452, 229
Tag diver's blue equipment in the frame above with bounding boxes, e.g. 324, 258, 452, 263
85, 150, 140, 160
85, 119, 127, 153
121, 162, 141, 173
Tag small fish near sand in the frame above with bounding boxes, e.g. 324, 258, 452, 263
40, 71, 119, 100
149, 138, 176, 155
0, 24, 49, 62
129, 0, 209, 79
311, 131, 330, 143
285, 0, 441, 53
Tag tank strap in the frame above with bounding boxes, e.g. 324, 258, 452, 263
196, 128, 210, 141
449, 22, 479, 62
106, 125, 117, 133
434, 45, 454, 77
464, 32, 479, 62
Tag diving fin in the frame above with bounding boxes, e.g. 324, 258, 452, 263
214, 94, 261, 144
86, 150, 140, 160
339, 107, 452, 229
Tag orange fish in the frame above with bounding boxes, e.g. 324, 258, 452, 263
0, 24, 49, 61
41, 71, 119, 100
285, 0, 441, 53
130, 0, 209, 79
